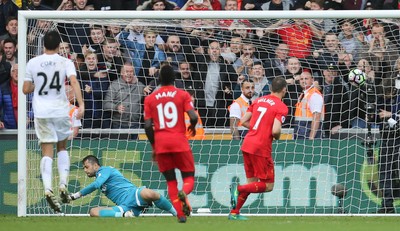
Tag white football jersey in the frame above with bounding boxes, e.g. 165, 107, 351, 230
25, 54, 77, 118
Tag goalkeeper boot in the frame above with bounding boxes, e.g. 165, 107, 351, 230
177, 216, 187, 223
178, 191, 192, 217
228, 213, 248, 221
45, 190, 62, 213
230, 183, 239, 209
59, 184, 71, 204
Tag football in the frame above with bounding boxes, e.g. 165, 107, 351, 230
348, 68, 366, 87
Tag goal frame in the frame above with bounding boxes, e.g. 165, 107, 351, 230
17, 9, 400, 217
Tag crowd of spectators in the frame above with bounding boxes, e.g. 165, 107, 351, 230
1, 0, 400, 139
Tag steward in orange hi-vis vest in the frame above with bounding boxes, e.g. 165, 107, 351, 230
294, 86, 325, 122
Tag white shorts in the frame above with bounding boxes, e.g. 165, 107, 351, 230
34, 117, 72, 144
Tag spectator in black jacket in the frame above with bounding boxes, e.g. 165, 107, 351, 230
0, 49, 11, 85
317, 62, 350, 138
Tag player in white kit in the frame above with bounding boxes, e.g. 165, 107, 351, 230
23, 30, 85, 213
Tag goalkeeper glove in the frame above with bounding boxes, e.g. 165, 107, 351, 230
69, 192, 82, 201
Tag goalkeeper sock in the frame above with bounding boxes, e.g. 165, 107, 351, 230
182, 176, 194, 195
40, 156, 53, 193
167, 180, 183, 216
230, 192, 250, 214
238, 182, 267, 193
99, 210, 122, 217
57, 150, 70, 187
154, 195, 177, 216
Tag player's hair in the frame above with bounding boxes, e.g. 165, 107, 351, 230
159, 64, 175, 86
82, 155, 101, 166
271, 76, 287, 93
43, 30, 61, 51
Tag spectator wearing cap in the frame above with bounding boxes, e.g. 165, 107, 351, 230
317, 62, 350, 138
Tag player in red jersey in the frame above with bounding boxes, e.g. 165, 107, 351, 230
228, 76, 288, 220
144, 64, 198, 223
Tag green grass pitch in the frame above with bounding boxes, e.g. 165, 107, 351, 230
1, 215, 398, 231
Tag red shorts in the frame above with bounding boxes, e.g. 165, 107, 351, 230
242, 151, 274, 183
156, 151, 195, 173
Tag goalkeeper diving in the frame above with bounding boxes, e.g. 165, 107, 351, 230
67, 155, 177, 217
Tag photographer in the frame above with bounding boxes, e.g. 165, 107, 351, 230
375, 78, 400, 214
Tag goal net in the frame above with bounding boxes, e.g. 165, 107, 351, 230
18, 10, 400, 216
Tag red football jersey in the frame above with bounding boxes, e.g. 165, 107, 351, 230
277, 23, 313, 59
241, 94, 288, 158
144, 85, 194, 154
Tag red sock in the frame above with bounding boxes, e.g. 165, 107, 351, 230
182, 176, 194, 195
167, 180, 183, 216
238, 182, 267, 193
230, 192, 250, 214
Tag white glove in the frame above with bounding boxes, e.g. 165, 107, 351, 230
70, 192, 82, 200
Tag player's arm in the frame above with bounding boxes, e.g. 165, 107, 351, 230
70, 169, 110, 201
186, 109, 198, 137
22, 81, 35, 95
272, 118, 283, 140
240, 112, 252, 129
69, 75, 85, 119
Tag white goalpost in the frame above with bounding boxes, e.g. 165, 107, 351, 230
18, 10, 400, 217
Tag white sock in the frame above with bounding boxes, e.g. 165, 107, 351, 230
40, 156, 53, 193
57, 150, 70, 187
